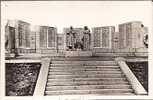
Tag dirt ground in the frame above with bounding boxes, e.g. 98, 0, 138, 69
6, 63, 41, 96
127, 62, 148, 92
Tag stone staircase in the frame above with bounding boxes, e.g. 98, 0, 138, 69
44, 57, 135, 95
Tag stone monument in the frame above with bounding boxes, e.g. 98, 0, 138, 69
82, 26, 91, 51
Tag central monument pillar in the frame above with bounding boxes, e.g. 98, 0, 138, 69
64, 26, 92, 57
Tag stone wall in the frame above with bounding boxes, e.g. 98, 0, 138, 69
92, 26, 115, 49
57, 34, 64, 52
118, 21, 146, 49
30, 32, 36, 50
5, 20, 149, 56
112, 32, 119, 49
38, 26, 58, 54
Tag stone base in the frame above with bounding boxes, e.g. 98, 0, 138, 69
5, 53, 15, 58
93, 52, 148, 57
65, 51, 92, 57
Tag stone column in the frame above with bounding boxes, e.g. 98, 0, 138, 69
34, 26, 41, 53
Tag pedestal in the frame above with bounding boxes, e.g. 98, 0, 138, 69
65, 51, 92, 57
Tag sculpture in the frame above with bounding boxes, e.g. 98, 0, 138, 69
143, 33, 148, 48
66, 26, 76, 51
66, 26, 91, 51
82, 26, 91, 51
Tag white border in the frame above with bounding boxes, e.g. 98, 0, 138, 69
1, 1, 153, 100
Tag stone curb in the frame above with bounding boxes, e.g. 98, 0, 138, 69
115, 57, 147, 95
34, 57, 51, 96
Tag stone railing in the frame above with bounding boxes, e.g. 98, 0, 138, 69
34, 58, 51, 96
115, 57, 147, 95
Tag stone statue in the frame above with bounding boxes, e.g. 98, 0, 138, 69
82, 26, 91, 51
66, 26, 76, 51
143, 33, 148, 48
70, 27, 77, 50
74, 29, 83, 51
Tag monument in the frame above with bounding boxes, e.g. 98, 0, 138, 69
82, 26, 91, 51
65, 26, 92, 56
5, 19, 148, 57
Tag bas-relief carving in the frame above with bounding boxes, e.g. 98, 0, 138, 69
66, 26, 91, 51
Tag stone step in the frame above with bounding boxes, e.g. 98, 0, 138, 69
47, 80, 128, 86
50, 65, 119, 69
65, 51, 92, 57
51, 61, 117, 65
46, 81, 129, 86
46, 84, 132, 91
48, 74, 125, 79
50, 65, 119, 68
49, 69, 120, 72
48, 70, 122, 75
50, 57, 114, 61
50, 63, 117, 66
45, 89, 134, 95
48, 72, 122, 76
49, 68, 120, 72
49, 66, 120, 71
47, 78, 127, 82
45, 58, 135, 96
46, 85, 132, 91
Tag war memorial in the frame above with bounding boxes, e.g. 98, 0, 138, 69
4, 19, 148, 96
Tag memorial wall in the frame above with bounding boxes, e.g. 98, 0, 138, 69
118, 21, 146, 49
5, 20, 31, 54
92, 26, 115, 49
57, 34, 64, 52
37, 26, 57, 54
5, 19, 148, 56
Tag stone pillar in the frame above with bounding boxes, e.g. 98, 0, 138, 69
113, 32, 119, 50
118, 21, 147, 49
34, 26, 41, 53
63, 31, 67, 51
63, 28, 69, 51
92, 27, 101, 48
90, 30, 94, 51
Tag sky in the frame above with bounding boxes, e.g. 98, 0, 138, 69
1, 1, 152, 33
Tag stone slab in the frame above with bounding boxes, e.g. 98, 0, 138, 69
65, 51, 92, 57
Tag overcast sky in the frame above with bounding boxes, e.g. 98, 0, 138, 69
1, 1, 152, 33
